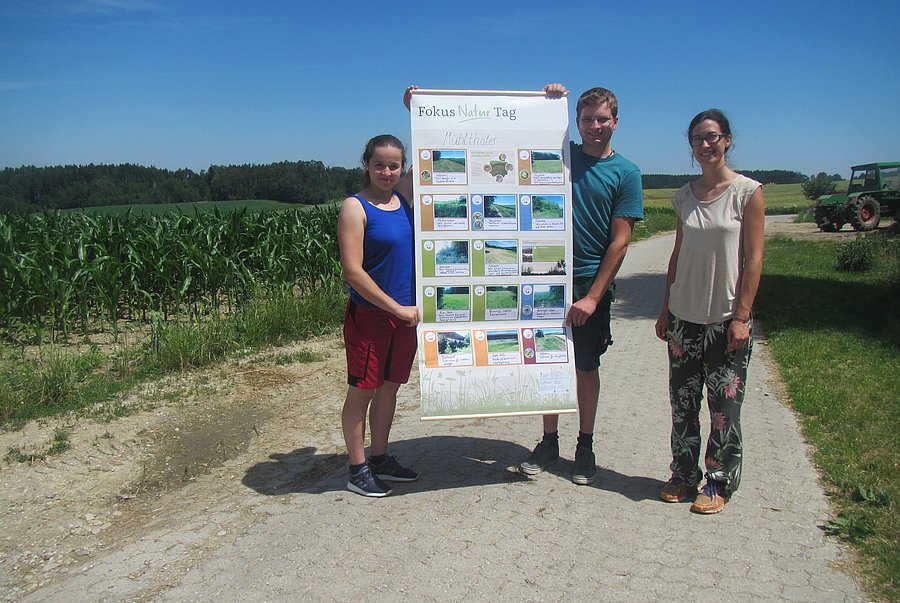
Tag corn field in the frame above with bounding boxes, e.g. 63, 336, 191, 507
0, 207, 342, 341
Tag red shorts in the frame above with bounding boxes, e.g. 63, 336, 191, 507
344, 302, 417, 390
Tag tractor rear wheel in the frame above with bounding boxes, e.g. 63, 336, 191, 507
814, 206, 840, 232
849, 195, 880, 231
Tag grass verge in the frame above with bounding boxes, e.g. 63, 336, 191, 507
0, 283, 346, 428
632, 206, 677, 243
754, 233, 899, 601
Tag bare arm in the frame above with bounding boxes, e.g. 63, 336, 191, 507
727, 186, 765, 350
337, 197, 419, 326
565, 216, 635, 327
655, 219, 684, 340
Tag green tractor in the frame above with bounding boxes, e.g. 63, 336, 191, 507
814, 162, 900, 231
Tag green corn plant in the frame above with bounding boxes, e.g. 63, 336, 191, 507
1, 204, 343, 342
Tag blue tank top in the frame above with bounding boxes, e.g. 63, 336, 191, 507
348, 191, 415, 307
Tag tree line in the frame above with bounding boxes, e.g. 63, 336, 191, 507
0, 161, 364, 212
642, 169, 807, 189
1, 162, 814, 213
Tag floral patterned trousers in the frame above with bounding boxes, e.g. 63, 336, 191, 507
664, 313, 752, 496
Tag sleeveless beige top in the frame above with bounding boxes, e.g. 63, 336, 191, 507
668, 174, 762, 324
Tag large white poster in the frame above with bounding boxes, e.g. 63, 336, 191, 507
410, 89, 577, 420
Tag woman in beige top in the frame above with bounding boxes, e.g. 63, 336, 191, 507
654, 109, 765, 514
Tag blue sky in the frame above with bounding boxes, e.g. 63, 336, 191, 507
2, 0, 898, 178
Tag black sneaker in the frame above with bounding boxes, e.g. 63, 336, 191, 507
519, 439, 560, 475
369, 455, 419, 482
347, 464, 393, 497
572, 446, 596, 485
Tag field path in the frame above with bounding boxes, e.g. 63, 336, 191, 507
4, 217, 865, 602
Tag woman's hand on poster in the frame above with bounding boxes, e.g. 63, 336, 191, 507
403, 85, 419, 110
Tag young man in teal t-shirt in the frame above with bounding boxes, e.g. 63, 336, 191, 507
520, 84, 644, 484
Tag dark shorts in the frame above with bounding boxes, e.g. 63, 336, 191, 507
343, 302, 417, 389
571, 280, 613, 372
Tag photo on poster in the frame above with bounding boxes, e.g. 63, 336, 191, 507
431, 194, 468, 231
470, 150, 517, 185
532, 284, 566, 320
485, 285, 518, 320
434, 240, 470, 277
482, 194, 518, 230
436, 286, 470, 322
521, 241, 566, 276
483, 239, 518, 276
485, 329, 521, 365
487, 329, 520, 352
533, 327, 569, 363
530, 194, 565, 230
437, 330, 473, 367
529, 150, 564, 185
431, 150, 467, 185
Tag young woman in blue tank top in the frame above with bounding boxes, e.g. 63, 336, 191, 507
337, 134, 419, 497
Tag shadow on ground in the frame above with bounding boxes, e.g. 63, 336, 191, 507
538, 459, 667, 502
243, 435, 666, 501
242, 436, 530, 496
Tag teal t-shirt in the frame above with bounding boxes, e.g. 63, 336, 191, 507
570, 141, 644, 281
